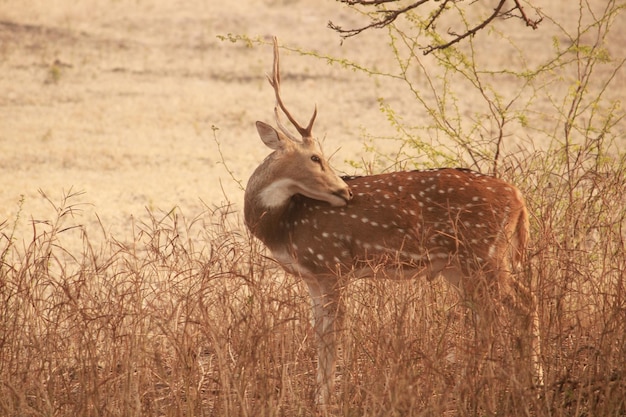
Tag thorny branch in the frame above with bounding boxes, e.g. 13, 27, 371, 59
328, 0, 543, 54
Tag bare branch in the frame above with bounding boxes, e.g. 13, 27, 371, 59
328, 0, 429, 38
425, 0, 453, 31
511, 0, 543, 29
423, 0, 507, 55
329, 0, 543, 54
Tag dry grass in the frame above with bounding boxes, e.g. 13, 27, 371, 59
2, 150, 625, 416
522, 151, 626, 417
0, 194, 316, 416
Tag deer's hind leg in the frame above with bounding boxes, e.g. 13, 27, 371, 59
488, 259, 543, 388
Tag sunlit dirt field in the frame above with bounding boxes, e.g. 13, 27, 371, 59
1, 0, 399, 249
2, 0, 623, 251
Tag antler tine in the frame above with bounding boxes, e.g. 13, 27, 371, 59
268, 37, 317, 142
273, 106, 298, 142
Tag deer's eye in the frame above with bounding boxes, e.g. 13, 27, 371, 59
311, 155, 321, 164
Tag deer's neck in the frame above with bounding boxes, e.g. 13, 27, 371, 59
244, 156, 293, 252
244, 197, 293, 251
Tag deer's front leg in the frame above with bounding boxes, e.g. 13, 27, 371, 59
305, 278, 343, 406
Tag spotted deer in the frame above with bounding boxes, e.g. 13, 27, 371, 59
244, 37, 542, 405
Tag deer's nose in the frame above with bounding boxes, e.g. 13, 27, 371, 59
336, 187, 353, 203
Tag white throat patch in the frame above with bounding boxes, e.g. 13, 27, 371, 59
259, 178, 298, 209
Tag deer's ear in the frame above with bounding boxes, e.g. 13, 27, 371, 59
256, 121, 290, 151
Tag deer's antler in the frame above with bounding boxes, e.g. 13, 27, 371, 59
268, 37, 317, 143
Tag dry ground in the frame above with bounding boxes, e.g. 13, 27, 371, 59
2, 0, 623, 251
1, 0, 402, 249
